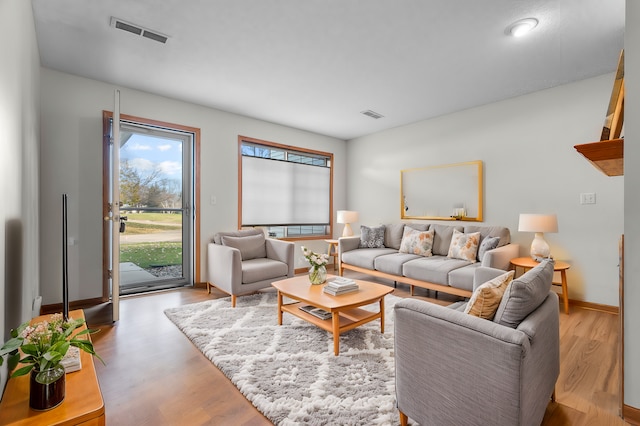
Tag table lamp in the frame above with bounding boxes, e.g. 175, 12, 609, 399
518, 213, 558, 260
337, 210, 359, 237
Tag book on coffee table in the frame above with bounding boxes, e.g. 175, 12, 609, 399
324, 278, 359, 296
299, 305, 333, 320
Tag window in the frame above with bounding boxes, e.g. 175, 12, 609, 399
239, 136, 333, 239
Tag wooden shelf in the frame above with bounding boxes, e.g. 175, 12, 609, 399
574, 138, 623, 176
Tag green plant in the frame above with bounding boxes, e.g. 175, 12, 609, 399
0, 313, 102, 377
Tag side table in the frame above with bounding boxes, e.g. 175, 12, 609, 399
510, 257, 571, 314
325, 239, 339, 271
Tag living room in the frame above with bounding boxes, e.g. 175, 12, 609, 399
2, 0, 640, 425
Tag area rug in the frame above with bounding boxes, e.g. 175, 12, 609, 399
164, 291, 403, 426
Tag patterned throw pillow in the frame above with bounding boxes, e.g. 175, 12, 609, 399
359, 225, 386, 248
464, 270, 515, 319
447, 229, 481, 262
399, 227, 435, 256
477, 236, 500, 262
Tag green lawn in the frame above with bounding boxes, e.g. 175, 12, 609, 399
120, 242, 182, 268
125, 212, 182, 224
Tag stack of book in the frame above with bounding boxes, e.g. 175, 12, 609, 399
323, 277, 359, 296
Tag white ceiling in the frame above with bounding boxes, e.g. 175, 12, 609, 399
31, 0, 625, 140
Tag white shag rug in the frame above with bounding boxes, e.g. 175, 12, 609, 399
164, 291, 403, 426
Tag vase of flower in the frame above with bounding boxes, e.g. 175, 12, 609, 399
302, 246, 329, 285
29, 364, 66, 410
309, 265, 327, 285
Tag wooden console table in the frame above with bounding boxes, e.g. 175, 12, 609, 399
0, 310, 105, 425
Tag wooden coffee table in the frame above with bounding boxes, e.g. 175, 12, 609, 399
272, 275, 394, 355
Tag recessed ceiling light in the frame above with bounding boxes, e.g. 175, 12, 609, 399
506, 18, 539, 38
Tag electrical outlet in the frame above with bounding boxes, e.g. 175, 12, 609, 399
580, 192, 596, 204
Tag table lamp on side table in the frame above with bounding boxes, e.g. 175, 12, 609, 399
518, 213, 558, 260
337, 210, 359, 237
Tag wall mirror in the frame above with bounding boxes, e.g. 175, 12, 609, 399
400, 160, 483, 221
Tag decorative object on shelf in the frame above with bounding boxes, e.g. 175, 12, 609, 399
302, 246, 329, 284
0, 313, 102, 411
337, 210, 359, 237
518, 213, 558, 259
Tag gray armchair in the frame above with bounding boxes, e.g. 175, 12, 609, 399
394, 260, 559, 426
207, 229, 294, 307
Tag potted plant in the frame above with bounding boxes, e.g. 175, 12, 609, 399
0, 313, 102, 410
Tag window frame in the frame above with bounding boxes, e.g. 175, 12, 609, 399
238, 135, 333, 241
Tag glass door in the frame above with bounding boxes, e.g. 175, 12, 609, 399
117, 121, 194, 295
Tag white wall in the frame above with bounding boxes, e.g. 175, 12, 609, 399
39, 69, 347, 305
347, 74, 624, 307
0, 0, 40, 394
624, 0, 640, 412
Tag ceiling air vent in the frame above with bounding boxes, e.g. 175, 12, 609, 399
361, 110, 384, 119
110, 17, 169, 44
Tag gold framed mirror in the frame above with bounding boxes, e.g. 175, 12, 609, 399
400, 160, 483, 221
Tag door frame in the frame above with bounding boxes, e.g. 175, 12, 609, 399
102, 111, 201, 301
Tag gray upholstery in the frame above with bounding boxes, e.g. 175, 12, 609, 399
430, 224, 464, 255
207, 231, 294, 306
394, 265, 559, 426
341, 247, 397, 269
402, 255, 469, 284
464, 224, 511, 247
374, 253, 421, 275
383, 223, 408, 250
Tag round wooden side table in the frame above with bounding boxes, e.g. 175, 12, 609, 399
510, 257, 571, 314
325, 239, 339, 271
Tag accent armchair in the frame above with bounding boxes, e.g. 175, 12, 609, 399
207, 229, 294, 307
394, 260, 559, 426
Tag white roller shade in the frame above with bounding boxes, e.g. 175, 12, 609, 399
242, 156, 330, 226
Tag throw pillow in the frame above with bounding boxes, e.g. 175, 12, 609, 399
493, 259, 554, 328
447, 230, 481, 262
221, 234, 266, 260
464, 270, 515, 320
359, 225, 386, 248
477, 236, 500, 263
399, 227, 435, 256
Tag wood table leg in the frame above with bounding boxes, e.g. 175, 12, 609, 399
379, 297, 385, 334
561, 270, 569, 314
399, 410, 408, 426
332, 312, 340, 355
277, 291, 283, 325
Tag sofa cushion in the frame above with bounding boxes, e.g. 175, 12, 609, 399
374, 253, 421, 275
221, 233, 267, 260
447, 230, 481, 262
464, 270, 514, 319
359, 225, 386, 248
494, 259, 554, 328
402, 255, 470, 285
464, 225, 511, 247
431, 224, 464, 256
477, 236, 500, 262
399, 227, 435, 256
447, 263, 481, 292
214, 228, 263, 245
241, 258, 288, 283
342, 247, 398, 270
384, 223, 407, 250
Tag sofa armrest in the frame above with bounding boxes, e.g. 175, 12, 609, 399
207, 243, 242, 294
481, 243, 520, 270
394, 298, 531, 424
473, 266, 508, 291
338, 236, 360, 257
265, 238, 295, 277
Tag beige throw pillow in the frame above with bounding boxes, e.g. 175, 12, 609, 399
399, 227, 435, 256
464, 270, 515, 320
448, 230, 481, 262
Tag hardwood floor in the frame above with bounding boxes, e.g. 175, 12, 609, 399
87, 271, 625, 425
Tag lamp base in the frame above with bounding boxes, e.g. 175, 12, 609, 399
530, 232, 551, 260
341, 223, 353, 237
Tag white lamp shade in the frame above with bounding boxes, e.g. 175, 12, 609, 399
518, 214, 558, 233
337, 210, 359, 224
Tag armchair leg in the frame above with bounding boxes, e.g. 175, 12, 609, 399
206, 282, 211, 295
399, 410, 408, 426
231, 295, 237, 308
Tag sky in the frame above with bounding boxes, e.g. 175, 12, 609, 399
120, 133, 183, 178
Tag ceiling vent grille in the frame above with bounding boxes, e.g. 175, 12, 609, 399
361, 110, 384, 119
110, 17, 169, 44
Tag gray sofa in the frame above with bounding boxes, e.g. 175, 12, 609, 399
339, 222, 519, 298
394, 260, 560, 425
207, 229, 294, 307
